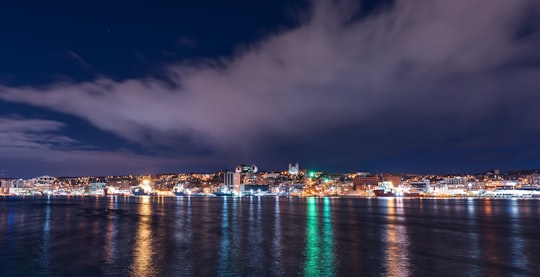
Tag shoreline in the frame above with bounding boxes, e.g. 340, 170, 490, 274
1, 194, 538, 200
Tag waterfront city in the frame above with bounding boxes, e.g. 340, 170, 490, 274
2, 163, 540, 199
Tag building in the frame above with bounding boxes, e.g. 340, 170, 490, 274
244, 184, 270, 195
224, 172, 241, 190
34, 175, 56, 186
530, 174, 540, 186
410, 180, 431, 193
224, 172, 233, 189
443, 177, 468, 190
88, 182, 106, 195
288, 162, 299, 176
353, 174, 401, 190
232, 164, 258, 193
353, 175, 379, 190
381, 175, 402, 187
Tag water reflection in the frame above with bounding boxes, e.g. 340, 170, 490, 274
39, 197, 51, 273
104, 196, 118, 268
484, 199, 492, 215
384, 198, 409, 277
131, 196, 153, 277
466, 198, 481, 276
482, 199, 501, 275
321, 197, 336, 276
230, 197, 240, 273
271, 197, 282, 275
218, 198, 230, 274
304, 197, 320, 276
4, 201, 15, 274
246, 196, 264, 274
179, 196, 194, 275
4, 196, 540, 276
467, 198, 475, 215
508, 199, 526, 271
303, 197, 336, 276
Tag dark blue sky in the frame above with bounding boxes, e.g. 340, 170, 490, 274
0, 0, 539, 178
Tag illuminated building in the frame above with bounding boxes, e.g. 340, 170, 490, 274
288, 162, 299, 176
232, 164, 258, 193
34, 175, 57, 186
530, 174, 540, 186
353, 174, 401, 191
410, 180, 430, 193
224, 172, 240, 190
353, 175, 379, 190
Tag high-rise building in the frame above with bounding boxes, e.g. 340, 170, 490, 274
530, 174, 540, 186
224, 172, 235, 190
411, 180, 431, 193
232, 164, 258, 193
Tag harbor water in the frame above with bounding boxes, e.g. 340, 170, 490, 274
1, 196, 540, 276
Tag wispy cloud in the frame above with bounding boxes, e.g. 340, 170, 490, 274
0, 0, 539, 172
0, 117, 207, 177
66, 50, 94, 72
0, 117, 77, 151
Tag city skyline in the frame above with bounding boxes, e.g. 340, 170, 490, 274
1, 0, 540, 178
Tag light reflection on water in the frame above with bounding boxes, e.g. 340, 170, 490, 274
39, 197, 51, 274
271, 197, 282, 276
1, 196, 540, 276
104, 196, 118, 267
131, 196, 153, 277
246, 196, 264, 274
303, 197, 337, 276
304, 197, 320, 276
218, 198, 229, 274
466, 198, 481, 276
179, 196, 194, 275
230, 197, 240, 273
384, 198, 409, 277
508, 199, 526, 271
321, 197, 336, 276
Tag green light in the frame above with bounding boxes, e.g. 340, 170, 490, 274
309, 171, 315, 178
304, 197, 320, 276
322, 197, 335, 276
303, 197, 336, 276
324, 178, 329, 183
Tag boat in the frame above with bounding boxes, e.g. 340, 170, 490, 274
189, 192, 209, 197
172, 183, 186, 196
131, 186, 153, 196
373, 188, 396, 197
519, 186, 540, 198
483, 186, 540, 198
372, 181, 398, 197
213, 186, 234, 197
131, 179, 154, 196
373, 189, 423, 197
372, 181, 424, 197
403, 191, 422, 197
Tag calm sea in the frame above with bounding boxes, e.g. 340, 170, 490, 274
1, 196, 539, 276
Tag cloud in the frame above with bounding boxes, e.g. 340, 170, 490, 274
0, 117, 206, 177
1, 0, 539, 172
66, 50, 94, 71
0, 117, 77, 151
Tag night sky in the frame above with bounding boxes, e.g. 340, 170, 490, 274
0, 0, 539, 178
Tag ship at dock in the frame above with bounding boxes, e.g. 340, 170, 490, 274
372, 180, 426, 197
372, 188, 423, 197
131, 179, 154, 196
213, 186, 235, 197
